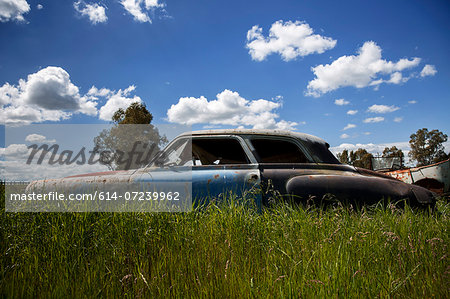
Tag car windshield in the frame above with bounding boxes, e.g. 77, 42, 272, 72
150, 138, 192, 167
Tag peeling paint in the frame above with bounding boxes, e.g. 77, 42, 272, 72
383, 159, 450, 194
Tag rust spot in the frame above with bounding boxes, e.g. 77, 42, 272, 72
207, 179, 212, 184
214, 174, 220, 179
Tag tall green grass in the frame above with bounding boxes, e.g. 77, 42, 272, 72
1, 190, 448, 297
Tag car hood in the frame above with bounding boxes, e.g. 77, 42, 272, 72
26, 168, 145, 192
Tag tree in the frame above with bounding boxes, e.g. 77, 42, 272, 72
409, 128, 448, 166
337, 148, 373, 169
93, 102, 167, 170
350, 148, 373, 169
382, 146, 404, 158
337, 149, 349, 164
112, 102, 154, 124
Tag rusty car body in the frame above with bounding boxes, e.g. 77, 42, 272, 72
382, 159, 450, 195
27, 129, 436, 208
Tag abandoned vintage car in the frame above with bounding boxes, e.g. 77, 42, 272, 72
26, 129, 436, 208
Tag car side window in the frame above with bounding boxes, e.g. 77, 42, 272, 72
250, 138, 309, 163
192, 138, 249, 165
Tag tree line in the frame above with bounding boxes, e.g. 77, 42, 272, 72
337, 128, 449, 169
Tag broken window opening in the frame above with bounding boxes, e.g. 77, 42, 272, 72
192, 138, 249, 165
250, 138, 309, 163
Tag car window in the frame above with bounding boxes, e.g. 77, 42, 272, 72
151, 138, 192, 167
192, 138, 249, 165
301, 141, 340, 164
250, 138, 309, 163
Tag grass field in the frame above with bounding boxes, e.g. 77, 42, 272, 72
1, 188, 448, 298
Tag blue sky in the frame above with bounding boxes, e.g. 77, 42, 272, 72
1, 0, 449, 158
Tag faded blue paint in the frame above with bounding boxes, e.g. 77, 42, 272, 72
190, 164, 261, 208
135, 165, 262, 208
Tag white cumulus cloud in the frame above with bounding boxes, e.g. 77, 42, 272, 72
363, 117, 384, 123
0, 66, 151, 125
393, 117, 403, 123
420, 64, 437, 77
74, 1, 107, 24
340, 133, 350, 139
0, 143, 109, 181
306, 41, 422, 97
367, 104, 399, 114
97, 86, 143, 121
408, 100, 417, 104
334, 98, 349, 106
246, 20, 336, 61
343, 123, 356, 130
0, 67, 147, 125
87, 86, 113, 97
120, 0, 164, 23
347, 110, 358, 115
0, 0, 30, 22
25, 134, 56, 143
167, 89, 298, 130
0, 66, 98, 125
1, 143, 29, 158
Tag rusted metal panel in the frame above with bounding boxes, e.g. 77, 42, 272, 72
384, 159, 450, 194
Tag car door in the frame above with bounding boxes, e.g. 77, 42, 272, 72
244, 136, 315, 203
190, 135, 261, 208
137, 135, 262, 209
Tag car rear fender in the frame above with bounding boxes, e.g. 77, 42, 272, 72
285, 174, 435, 206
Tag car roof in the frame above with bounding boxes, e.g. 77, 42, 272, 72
179, 129, 328, 146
